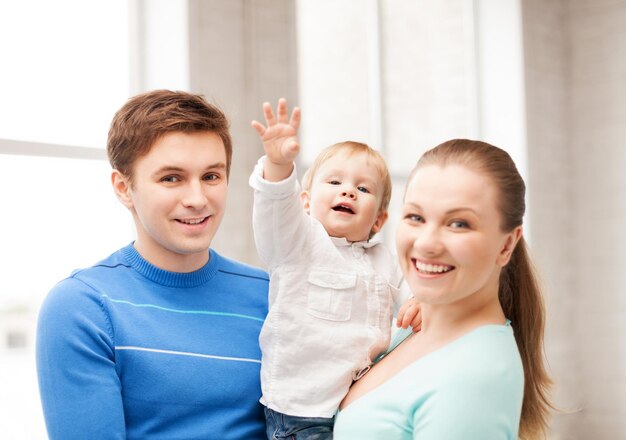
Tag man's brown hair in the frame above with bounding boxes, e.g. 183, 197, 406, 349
107, 90, 232, 182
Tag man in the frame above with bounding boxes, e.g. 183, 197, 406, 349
36, 90, 268, 439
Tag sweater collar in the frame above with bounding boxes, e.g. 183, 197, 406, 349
121, 243, 219, 287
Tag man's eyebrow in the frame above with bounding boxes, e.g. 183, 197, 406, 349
154, 162, 226, 174
204, 162, 227, 171
152, 166, 184, 175
152, 162, 227, 175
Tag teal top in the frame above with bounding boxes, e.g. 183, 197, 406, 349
333, 323, 524, 440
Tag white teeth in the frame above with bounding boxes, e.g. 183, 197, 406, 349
415, 261, 452, 274
179, 217, 206, 225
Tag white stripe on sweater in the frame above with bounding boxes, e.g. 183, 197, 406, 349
115, 346, 261, 364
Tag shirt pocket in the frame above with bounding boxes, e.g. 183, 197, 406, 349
306, 270, 357, 321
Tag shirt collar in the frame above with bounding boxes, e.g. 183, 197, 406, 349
329, 236, 381, 249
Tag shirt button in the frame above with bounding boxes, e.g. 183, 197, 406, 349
352, 365, 371, 381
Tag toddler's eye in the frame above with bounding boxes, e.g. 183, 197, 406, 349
357, 186, 369, 193
329, 180, 341, 185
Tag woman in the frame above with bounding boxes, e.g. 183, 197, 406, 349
334, 139, 552, 439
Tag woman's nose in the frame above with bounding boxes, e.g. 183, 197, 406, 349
413, 225, 443, 255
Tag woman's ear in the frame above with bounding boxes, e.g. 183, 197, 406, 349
497, 226, 523, 266
111, 170, 134, 209
300, 190, 311, 214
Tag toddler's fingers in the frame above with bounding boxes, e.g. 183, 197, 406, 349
398, 312, 412, 329
263, 102, 276, 125
277, 98, 289, 123
396, 308, 406, 327
251, 120, 266, 136
397, 301, 414, 327
402, 312, 414, 329
290, 107, 301, 129
409, 310, 421, 329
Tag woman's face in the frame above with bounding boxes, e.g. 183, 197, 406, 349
396, 164, 521, 307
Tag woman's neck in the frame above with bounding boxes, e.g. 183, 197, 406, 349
418, 293, 506, 341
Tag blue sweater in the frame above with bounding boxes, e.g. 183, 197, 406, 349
36, 244, 269, 439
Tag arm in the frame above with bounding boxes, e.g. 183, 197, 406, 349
36, 277, 125, 439
251, 98, 301, 182
250, 99, 312, 267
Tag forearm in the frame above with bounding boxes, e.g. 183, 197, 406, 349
250, 158, 310, 266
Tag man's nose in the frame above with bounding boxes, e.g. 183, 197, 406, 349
182, 182, 208, 209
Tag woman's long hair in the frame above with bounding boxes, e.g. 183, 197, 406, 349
412, 139, 553, 439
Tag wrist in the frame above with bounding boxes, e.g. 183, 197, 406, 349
263, 160, 294, 182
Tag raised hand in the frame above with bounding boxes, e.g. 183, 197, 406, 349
251, 98, 301, 181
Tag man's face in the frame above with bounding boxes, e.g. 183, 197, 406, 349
113, 131, 228, 272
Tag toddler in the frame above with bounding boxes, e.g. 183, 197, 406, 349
249, 99, 419, 439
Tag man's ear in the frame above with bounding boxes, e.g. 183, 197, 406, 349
371, 210, 388, 234
300, 190, 311, 214
497, 226, 523, 266
111, 170, 134, 209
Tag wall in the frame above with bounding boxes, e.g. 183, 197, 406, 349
523, 0, 626, 437
568, 0, 626, 436
188, 0, 298, 266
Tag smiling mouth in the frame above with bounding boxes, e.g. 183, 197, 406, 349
414, 260, 454, 274
176, 216, 209, 225
332, 204, 354, 214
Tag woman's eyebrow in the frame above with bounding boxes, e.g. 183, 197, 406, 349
445, 207, 478, 215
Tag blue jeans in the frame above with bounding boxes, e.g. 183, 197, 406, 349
264, 406, 334, 440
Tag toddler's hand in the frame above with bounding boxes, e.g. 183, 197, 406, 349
396, 297, 422, 332
251, 98, 301, 166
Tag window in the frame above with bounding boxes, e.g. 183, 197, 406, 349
0, 0, 130, 147
0, 2, 132, 437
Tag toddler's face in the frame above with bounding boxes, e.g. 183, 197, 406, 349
301, 150, 387, 242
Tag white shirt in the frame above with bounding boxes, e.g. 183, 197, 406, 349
249, 157, 408, 418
